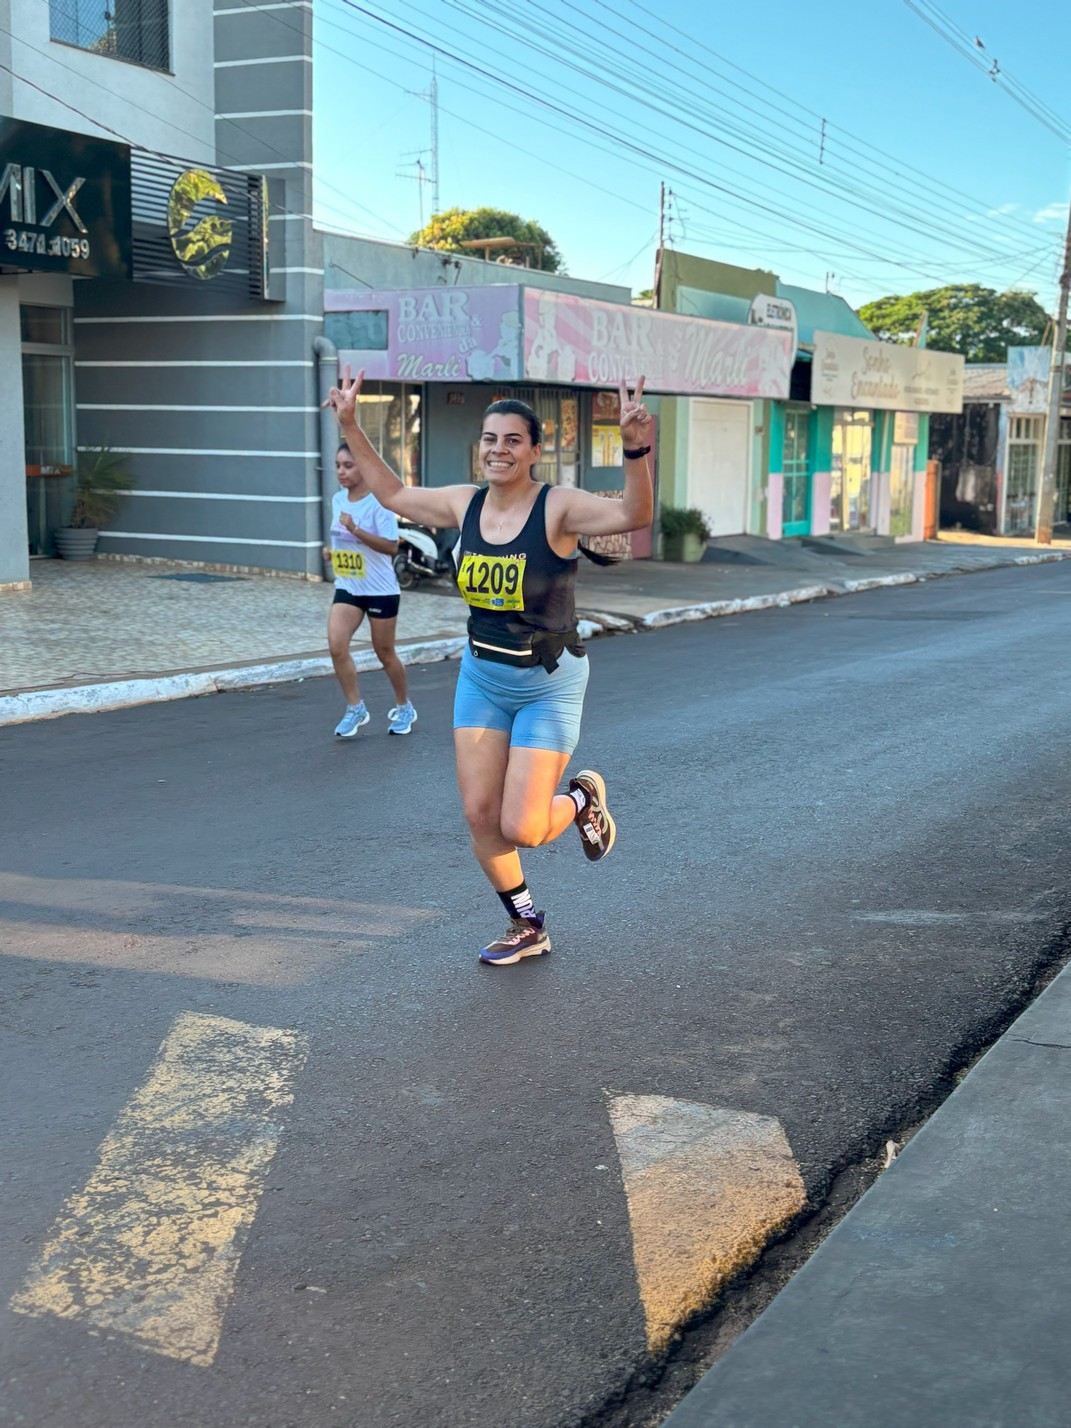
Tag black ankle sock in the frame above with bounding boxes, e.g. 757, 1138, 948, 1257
498, 882, 536, 921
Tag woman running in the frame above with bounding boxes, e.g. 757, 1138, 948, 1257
324, 369, 654, 963
324, 441, 417, 737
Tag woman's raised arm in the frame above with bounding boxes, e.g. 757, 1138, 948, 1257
324, 367, 475, 529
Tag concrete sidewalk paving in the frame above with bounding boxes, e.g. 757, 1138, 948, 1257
2, 533, 1069, 725
662, 955, 1071, 1428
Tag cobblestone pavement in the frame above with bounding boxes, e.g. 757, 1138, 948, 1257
4, 535, 1070, 700
0, 560, 469, 694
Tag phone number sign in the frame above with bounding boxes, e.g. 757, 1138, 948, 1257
0, 116, 132, 279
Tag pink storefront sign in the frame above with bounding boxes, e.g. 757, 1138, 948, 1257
522, 289, 793, 398
325, 286, 523, 383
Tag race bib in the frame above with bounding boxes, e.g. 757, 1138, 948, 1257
458, 553, 526, 611
332, 549, 366, 580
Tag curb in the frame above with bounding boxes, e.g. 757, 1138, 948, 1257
3, 553, 1069, 727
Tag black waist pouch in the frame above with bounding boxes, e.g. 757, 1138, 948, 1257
468, 625, 584, 674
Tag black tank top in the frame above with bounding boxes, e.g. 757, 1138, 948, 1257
456, 484, 581, 650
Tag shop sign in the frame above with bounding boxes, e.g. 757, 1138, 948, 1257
812, 331, 964, 413
0, 115, 131, 279
523, 289, 793, 398
749, 293, 798, 359
326, 286, 523, 382
1007, 346, 1050, 414
893, 411, 920, 445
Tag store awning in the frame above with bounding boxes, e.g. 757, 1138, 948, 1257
324, 284, 795, 400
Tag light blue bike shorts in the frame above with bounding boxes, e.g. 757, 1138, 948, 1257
453, 646, 590, 754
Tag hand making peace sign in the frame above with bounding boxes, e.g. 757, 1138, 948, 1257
618, 376, 651, 448
323, 364, 365, 426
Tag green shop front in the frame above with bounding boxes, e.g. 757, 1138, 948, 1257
807, 333, 964, 539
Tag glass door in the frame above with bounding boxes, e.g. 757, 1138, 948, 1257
830, 410, 873, 531
22, 305, 76, 556
781, 408, 811, 536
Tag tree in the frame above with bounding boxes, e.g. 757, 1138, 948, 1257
407, 207, 563, 273
858, 284, 1052, 363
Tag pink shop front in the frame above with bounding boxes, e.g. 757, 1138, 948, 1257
323, 283, 793, 557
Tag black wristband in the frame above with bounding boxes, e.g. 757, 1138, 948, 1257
623, 445, 652, 459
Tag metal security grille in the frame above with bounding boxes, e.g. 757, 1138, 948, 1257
131, 150, 267, 299
50, 0, 169, 71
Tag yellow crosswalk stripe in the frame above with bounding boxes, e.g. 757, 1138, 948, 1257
11, 1011, 307, 1366
608, 1094, 806, 1354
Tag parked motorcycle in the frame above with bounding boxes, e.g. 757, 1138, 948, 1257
394, 521, 456, 590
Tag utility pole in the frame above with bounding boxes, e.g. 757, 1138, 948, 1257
429, 59, 440, 219
397, 154, 428, 231
407, 63, 440, 220
1035, 199, 1071, 544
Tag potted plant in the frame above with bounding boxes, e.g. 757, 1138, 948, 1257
54, 447, 135, 560
660, 505, 711, 562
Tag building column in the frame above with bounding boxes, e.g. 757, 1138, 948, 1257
0, 280, 31, 590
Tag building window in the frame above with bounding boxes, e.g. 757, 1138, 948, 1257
50, 0, 170, 72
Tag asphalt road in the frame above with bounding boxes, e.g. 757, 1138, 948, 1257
3, 563, 1071, 1428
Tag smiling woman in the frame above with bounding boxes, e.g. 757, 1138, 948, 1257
324, 366, 654, 965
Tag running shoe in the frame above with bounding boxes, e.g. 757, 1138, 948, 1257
479, 913, 551, 965
334, 702, 370, 738
569, 769, 616, 862
388, 701, 418, 735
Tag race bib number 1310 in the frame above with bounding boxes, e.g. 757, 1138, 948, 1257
458, 553, 526, 611
332, 549, 366, 579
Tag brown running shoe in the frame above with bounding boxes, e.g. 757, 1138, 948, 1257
479, 913, 552, 965
569, 769, 616, 862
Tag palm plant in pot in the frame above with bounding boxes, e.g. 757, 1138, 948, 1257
54, 447, 135, 560
660, 505, 712, 562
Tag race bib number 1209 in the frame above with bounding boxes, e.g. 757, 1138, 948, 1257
458, 553, 526, 611
332, 549, 366, 580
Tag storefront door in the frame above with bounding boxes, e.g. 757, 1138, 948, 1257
1004, 415, 1043, 536
689, 398, 750, 535
830, 409, 873, 531
781, 408, 811, 536
1055, 418, 1071, 526
22, 304, 75, 556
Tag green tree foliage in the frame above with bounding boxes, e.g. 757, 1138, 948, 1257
858, 284, 1052, 363
407, 207, 563, 272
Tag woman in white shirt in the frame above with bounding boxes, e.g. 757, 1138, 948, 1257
324, 442, 417, 737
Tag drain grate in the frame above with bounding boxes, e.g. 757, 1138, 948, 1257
151, 573, 246, 584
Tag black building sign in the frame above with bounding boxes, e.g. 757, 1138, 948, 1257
0, 116, 132, 279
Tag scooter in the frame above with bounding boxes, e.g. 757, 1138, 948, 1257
394, 520, 456, 590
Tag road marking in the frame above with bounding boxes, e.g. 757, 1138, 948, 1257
608, 1094, 805, 1354
11, 1012, 307, 1366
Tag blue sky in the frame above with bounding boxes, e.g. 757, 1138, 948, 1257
311, 0, 1071, 311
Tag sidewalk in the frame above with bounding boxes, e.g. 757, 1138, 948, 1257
1, 533, 1069, 725
662, 955, 1071, 1428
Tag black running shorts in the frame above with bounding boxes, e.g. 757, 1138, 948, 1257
332, 589, 401, 620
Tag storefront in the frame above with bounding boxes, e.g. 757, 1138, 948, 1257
324, 282, 795, 556
1, 112, 288, 588
810, 332, 964, 539
930, 350, 1071, 536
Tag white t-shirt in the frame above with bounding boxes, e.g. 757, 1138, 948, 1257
330, 489, 401, 597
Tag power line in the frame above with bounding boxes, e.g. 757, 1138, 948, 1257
331, 0, 1059, 291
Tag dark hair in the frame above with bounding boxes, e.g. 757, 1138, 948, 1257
336, 441, 353, 456
482, 399, 541, 446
